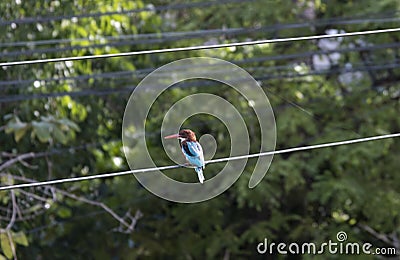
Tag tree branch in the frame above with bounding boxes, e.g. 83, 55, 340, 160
0, 174, 142, 233
0, 142, 100, 172
0, 206, 12, 215
6, 184, 17, 231
0, 152, 45, 172
58, 189, 142, 233
45, 156, 53, 179
7, 230, 17, 260
223, 249, 230, 260
359, 223, 398, 250
390, 231, 400, 252
18, 189, 49, 203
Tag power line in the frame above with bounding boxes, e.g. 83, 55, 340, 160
0, 132, 398, 191
1, 27, 399, 67
0, 142, 103, 172
0, 28, 250, 48
0, 0, 253, 26
209, 133, 400, 163
2, 3, 399, 28
0, 87, 133, 103
2, 41, 399, 88
1, 61, 399, 103
2, 15, 399, 51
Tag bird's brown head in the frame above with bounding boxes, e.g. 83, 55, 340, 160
164, 129, 197, 141
178, 129, 197, 141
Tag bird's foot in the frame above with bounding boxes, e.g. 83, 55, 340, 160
181, 163, 196, 169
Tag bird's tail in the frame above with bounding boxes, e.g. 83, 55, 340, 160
195, 167, 205, 184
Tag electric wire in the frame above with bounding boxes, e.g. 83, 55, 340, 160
1, 57, 394, 90
0, 0, 253, 26
0, 132, 398, 191
2, 41, 399, 89
1, 27, 399, 67
2, 15, 399, 51
2, 2, 398, 26
1, 61, 399, 103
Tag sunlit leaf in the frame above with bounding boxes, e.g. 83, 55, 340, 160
32, 121, 52, 143
5, 117, 27, 135
53, 126, 67, 144
58, 118, 81, 132
14, 126, 29, 143
12, 232, 28, 247
57, 207, 72, 218
0, 233, 12, 259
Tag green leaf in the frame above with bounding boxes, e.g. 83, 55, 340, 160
12, 232, 28, 247
0, 176, 13, 186
0, 233, 13, 259
1, 195, 9, 205
0, 253, 7, 260
58, 118, 81, 132
32, 121, 52, 143
53, 126, 67, 144
57, 207, 72, 218
5, 117, 27, 135
26, 204, 42, 213
40, 115, 55, 122
14, 125, 29, 143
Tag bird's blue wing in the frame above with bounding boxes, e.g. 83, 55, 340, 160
186, 141, 203, 157
183, 141, 205, 168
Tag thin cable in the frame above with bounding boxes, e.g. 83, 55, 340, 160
0, 133, 398, 191
1, 27, 399, 67
0, 57, 394, 91
208, 133, 400, 163
2, 15, 400, 49
3, 21, 400, 58
0, 0, 253, 25
3, 41, 399, 88
0, 28, 251, 48
1, 61, 398, 103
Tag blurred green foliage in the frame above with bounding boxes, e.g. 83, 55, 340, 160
0, 0, 399, 259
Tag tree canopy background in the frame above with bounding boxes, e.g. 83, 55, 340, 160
0, 0, 399, 259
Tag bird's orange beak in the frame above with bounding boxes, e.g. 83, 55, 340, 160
164, 134, 180, 139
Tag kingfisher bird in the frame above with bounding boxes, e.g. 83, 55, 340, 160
164, 129, 205, 184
